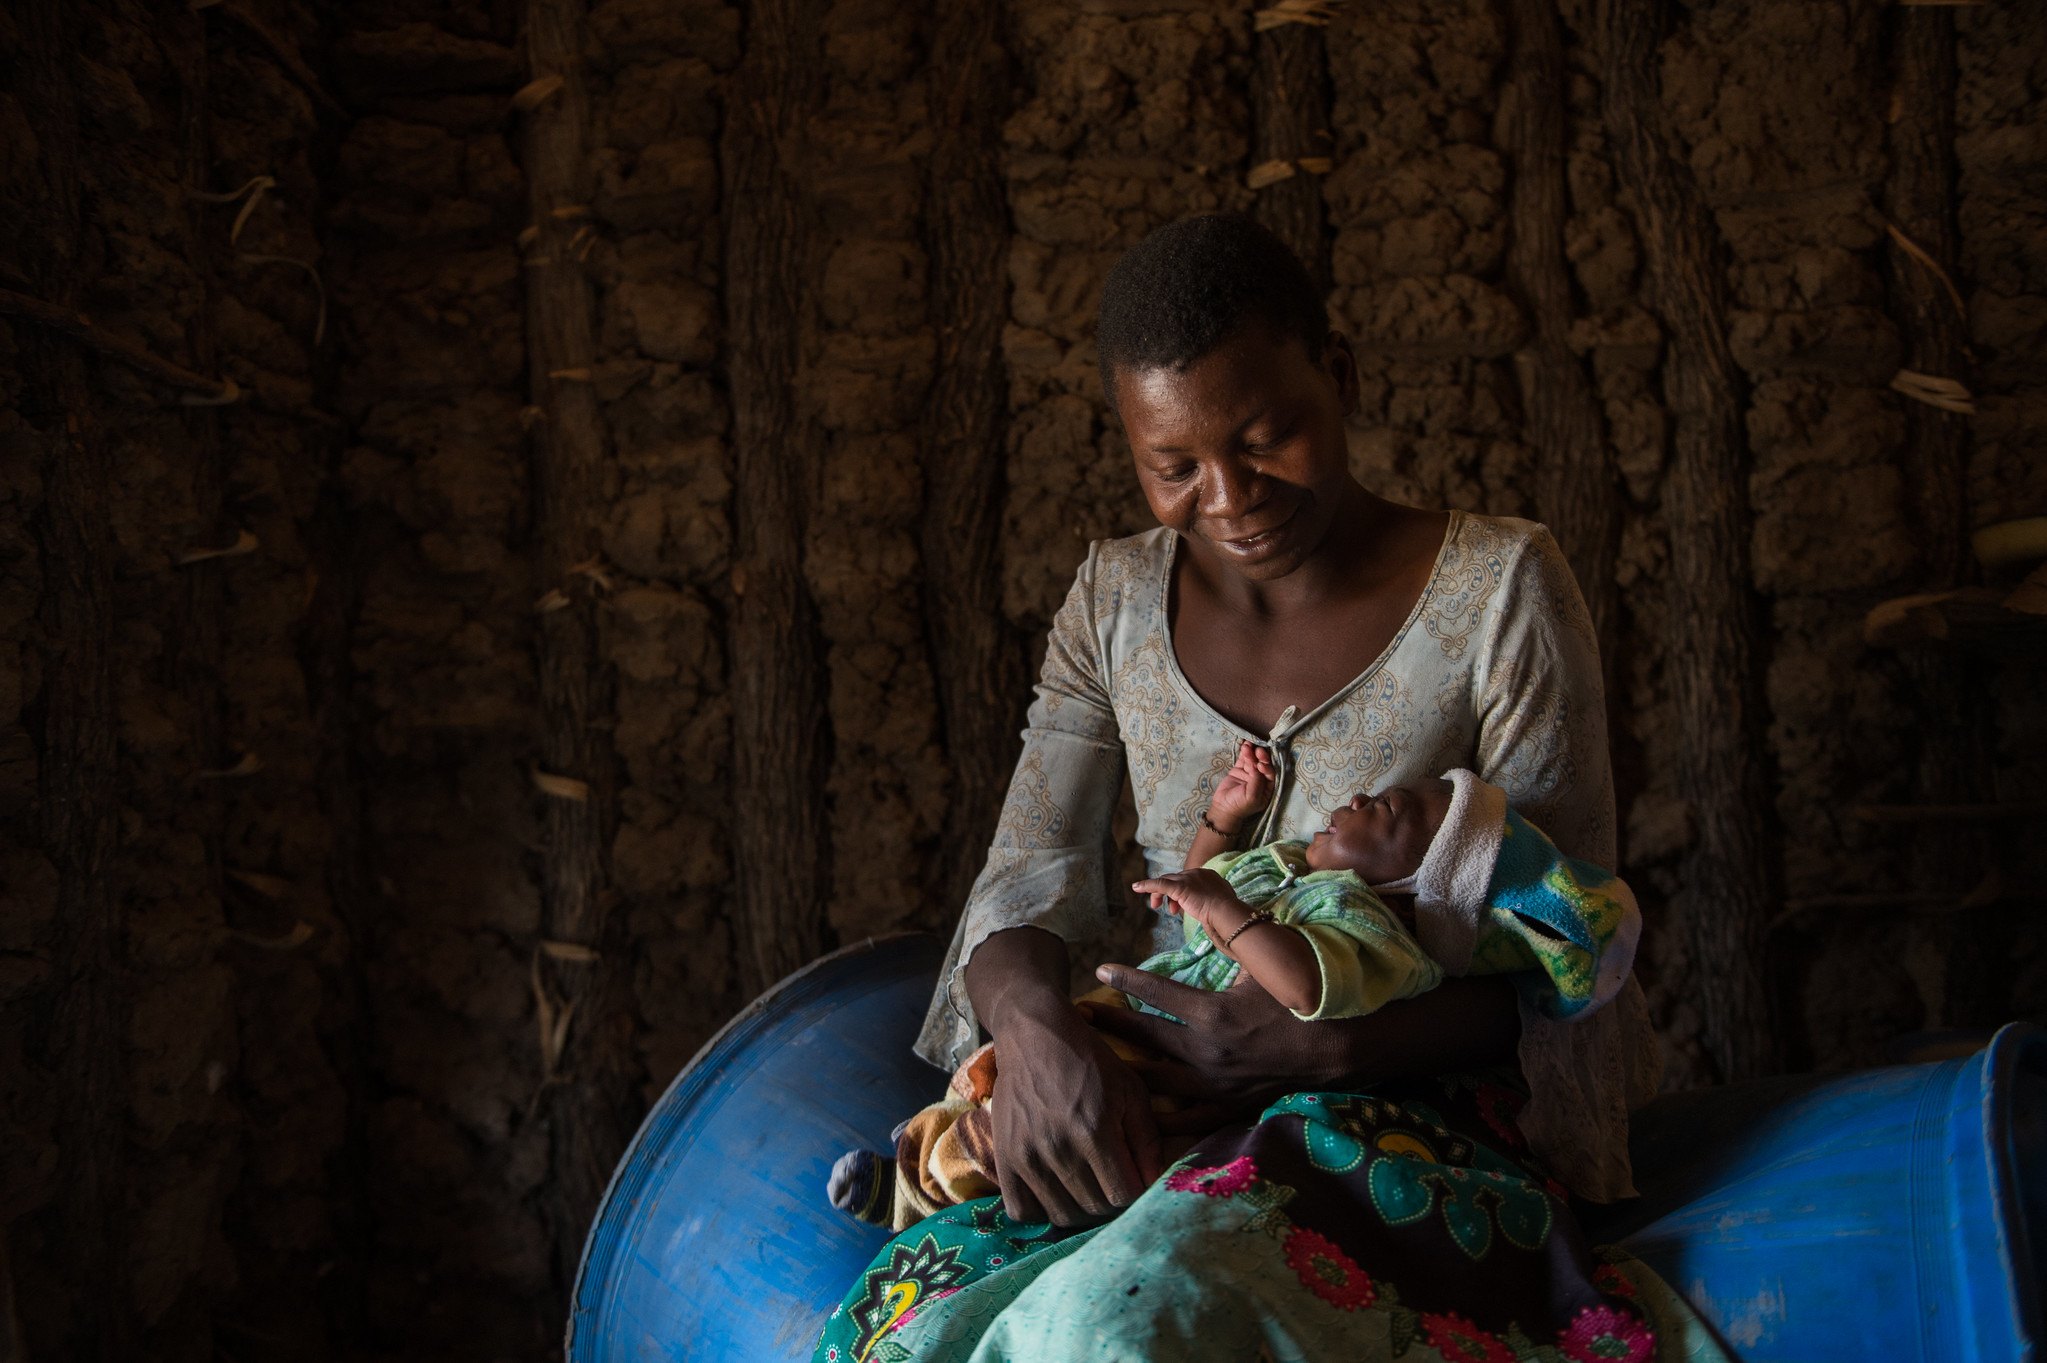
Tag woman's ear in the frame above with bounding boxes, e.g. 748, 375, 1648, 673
1323, 330, 1360, 419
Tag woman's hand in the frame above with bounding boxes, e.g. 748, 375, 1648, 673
988, 1005, 1164, 1225
1207, 741, 1274, 831
965, 927, 1163, 1226
1087, 965, 1522, 1137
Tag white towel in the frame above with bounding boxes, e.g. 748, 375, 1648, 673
1370, 768, 1505, 975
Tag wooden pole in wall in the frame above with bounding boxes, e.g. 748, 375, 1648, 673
1883, 7, 1999, 1022
1502, 0, 1621, 668
1598, 0, 1780, 1081
18, 4, 129, 1356
1249, 16, 1333, 292
922, 0, 1026, 911
519, 0, 636, 1292
1886, 10, 1970, 591
723, 0, 834, 994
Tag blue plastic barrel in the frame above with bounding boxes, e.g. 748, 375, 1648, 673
566, 934, 946, 1363
570, 935, 2043, 1362
1596, 1023, 2043, 1362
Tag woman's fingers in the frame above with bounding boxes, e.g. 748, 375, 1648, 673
1089, 1132, 1149, 1210
1094, 963, 1217, 1030
1017, 1156, 1090, 1227
1082, 997, 1186, 1057
998, 1167, 1047, 1226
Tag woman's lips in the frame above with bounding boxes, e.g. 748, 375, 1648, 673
1215, 507, 1298, 557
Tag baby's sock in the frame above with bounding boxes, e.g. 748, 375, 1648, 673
827, 1149, 895, 1226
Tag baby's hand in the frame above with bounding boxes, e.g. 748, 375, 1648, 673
1131, 869, 1243, 929
1206, 741, 1275, 831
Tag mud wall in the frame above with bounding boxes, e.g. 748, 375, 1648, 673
2, 1, 2042, 1359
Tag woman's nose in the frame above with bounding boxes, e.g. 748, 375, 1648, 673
1200, 455, 1264, 519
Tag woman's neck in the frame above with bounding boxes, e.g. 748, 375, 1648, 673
1186, 483, 1418, 619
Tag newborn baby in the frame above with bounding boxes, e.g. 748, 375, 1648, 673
829, 743, 1640, 1230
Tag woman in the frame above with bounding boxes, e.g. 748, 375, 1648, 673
815, 216, 1694, 1363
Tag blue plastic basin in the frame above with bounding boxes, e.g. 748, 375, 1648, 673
567, 934, 945, 1363
1597, 1022, 2044, 1363
568, 934, 2043, 1362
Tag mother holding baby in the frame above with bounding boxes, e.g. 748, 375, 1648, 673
815, 216, 1681, 1363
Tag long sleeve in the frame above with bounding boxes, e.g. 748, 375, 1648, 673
1473, 525, 1615, 868
914, 547, 1127, 1070
1473, 525, 1661, 1202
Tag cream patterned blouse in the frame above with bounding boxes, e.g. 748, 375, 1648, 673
916, 511, 1662, 1201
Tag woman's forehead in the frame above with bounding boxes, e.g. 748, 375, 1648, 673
1113, 326, 1320, 444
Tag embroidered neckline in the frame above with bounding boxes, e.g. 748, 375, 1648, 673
1155, 510, 1464, 747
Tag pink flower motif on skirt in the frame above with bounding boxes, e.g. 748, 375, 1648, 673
1164, 1155, 1257, 1198
1558, 1303, 1656, 1363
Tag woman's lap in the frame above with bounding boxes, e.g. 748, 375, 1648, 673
815, 1075, 1718, 1363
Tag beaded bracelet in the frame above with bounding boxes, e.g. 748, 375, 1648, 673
1199, 811, 1238, 838
1222, 907, 1276, 948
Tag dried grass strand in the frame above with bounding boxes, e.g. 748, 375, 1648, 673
177, 528, 259, 564
0, 287, 238, 401
197, 751, 265, 779
513, 74, 565, 112
227, 868, 293, 898
1890, 367, 1975, 414
532, 768, 591, 802
569, 556, 614, 591
1886, 222, 1969, 321
1246, 156, 1333, 190
229, 921, 315, 950
529, 951, 577, 1080
1254, 0, 1340, 30
1974, 517, 2047, 571
180, 377, 243, 407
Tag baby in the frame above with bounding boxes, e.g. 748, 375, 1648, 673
828, 742, 1640, 1230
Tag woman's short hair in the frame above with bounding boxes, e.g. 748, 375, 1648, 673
1095, 213, 1327, 406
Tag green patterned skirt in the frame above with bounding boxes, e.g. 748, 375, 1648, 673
813, 1075, 1726, 1363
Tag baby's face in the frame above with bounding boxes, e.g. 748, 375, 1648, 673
1304, 777, 1453, 882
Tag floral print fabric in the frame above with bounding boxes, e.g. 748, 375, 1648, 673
811, 1076, 1724, 1363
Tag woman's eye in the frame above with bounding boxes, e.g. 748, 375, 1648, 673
1157, 465, 1195, 483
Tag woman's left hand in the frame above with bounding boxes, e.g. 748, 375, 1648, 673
1088, 964, 1523, 1137
1086, 965, 1347, 1131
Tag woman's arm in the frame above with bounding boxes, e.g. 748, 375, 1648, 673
936, 549, 1163, 1225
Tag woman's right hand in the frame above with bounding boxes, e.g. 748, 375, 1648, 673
988, 1004, 1164, 1225
965, 927, 1164, 1226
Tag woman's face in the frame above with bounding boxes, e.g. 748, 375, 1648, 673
1113, 321, 1361, 582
